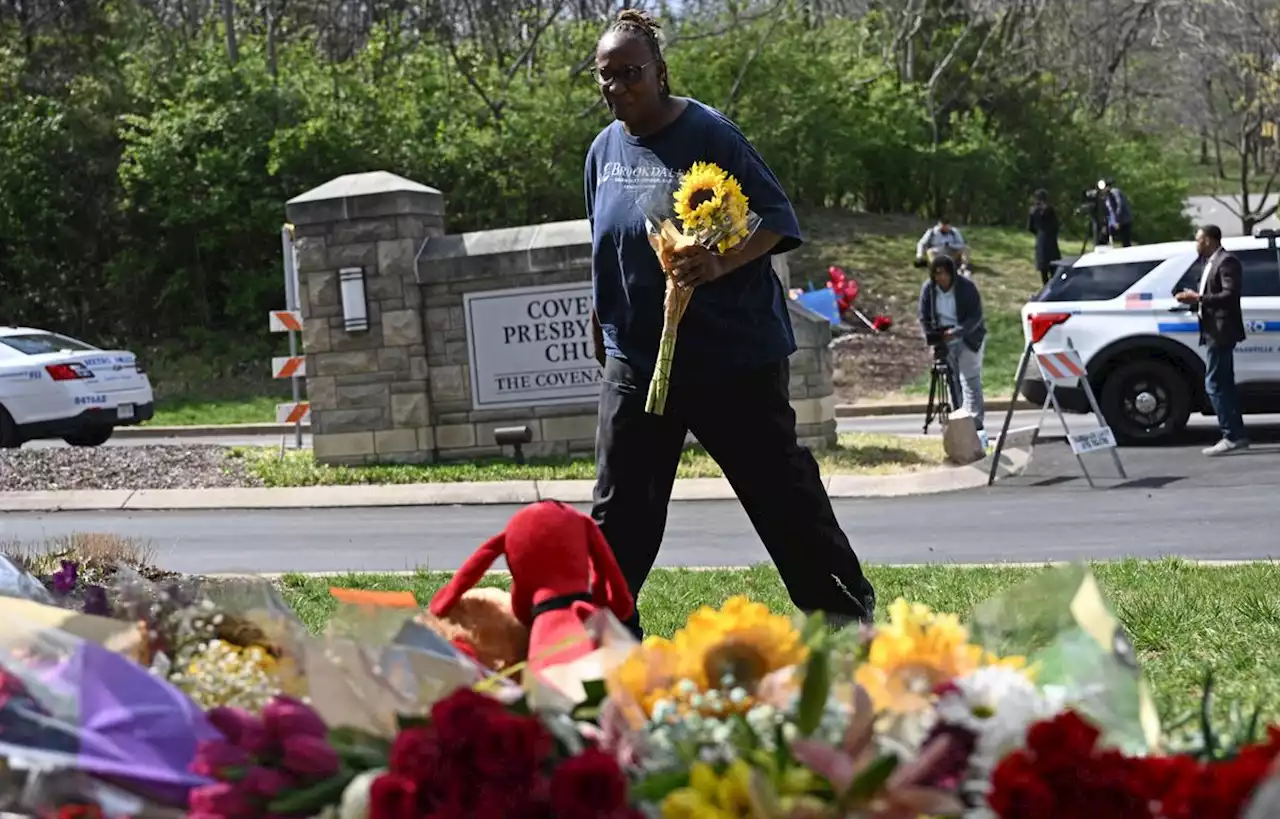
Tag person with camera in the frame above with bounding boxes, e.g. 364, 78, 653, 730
917, 255, 988, 446
1102, 179, 1134, 247
915, 217, 972, 275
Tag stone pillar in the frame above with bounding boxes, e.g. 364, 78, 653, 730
285, 171, 444, 465
787, 300, 838, 451
772, 252, 792, 290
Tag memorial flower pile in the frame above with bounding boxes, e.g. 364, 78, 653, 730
0, 548, 1276, 819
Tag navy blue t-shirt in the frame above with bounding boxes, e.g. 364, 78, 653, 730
584, 99, 802, 378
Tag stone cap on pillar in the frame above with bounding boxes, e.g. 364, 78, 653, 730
286, 171, 444, 226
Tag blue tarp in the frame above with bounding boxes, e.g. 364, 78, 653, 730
794, 287, 842, 325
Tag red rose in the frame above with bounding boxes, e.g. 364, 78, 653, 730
369, 773, 420, 819
430, 688, 507, 746
389, 726, 443, 780
988, 751, 1055, 817
1025, 710, 1099, 771
550, 749, 629, 819
472, 712, 552, 783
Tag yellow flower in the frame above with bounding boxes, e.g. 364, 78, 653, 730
675, 596, 808, 691
176, 639, 283, 711
715, 174, 751, 253
607, 597, 807, 722
661, 761, 757, 819
672, 161, 752, 253
608, 636, 680, 721
855, 598, 1026, 713
674, 162, 727, 232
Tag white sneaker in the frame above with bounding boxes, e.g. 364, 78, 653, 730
979, 430, 990, 450
1203, 438, 1249, 456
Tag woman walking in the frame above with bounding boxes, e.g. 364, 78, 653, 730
1028, 189, 1062, 286
584, 8, 876, 637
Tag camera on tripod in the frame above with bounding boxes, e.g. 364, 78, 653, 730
1073, 179, 1111, 250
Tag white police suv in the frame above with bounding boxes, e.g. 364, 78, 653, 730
0, 326, 154, 448
1019, 233, 1280, 444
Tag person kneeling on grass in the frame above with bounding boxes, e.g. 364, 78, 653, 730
918, 255, 988, 448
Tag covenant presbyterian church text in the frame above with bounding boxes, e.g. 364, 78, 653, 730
494, 293, 602, 395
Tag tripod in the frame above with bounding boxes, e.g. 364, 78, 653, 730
923, 344, 959, 434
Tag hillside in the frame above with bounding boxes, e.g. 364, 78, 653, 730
790, 209, 1045, 404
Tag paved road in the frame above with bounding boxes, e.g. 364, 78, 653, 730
6, 427, 1280, 574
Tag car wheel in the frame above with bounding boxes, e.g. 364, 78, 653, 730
1099, 359, 1191, 446
0, 407, 19, 449
63, 427, 114, 447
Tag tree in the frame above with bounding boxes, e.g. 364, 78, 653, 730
1176, 0, 1280, 233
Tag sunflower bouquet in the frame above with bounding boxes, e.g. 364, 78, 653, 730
639, 161, 762, 415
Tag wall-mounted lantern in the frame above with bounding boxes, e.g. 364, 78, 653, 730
339, 267, 369, 332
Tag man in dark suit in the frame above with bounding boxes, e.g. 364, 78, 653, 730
1176, 224, 1248, 455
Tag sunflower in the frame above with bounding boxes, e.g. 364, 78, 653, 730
854, 598, 1028, 714
608, 635, 681, 723
672, 162, 753, 253
673, 161, 728, 235
714, 173, 751, 253
607, 597, 808, 723
674, 596, 809, 691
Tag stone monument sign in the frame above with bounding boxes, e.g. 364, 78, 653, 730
286, 171, 837, 466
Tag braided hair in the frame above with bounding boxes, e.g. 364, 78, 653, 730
607, 8, 670, 98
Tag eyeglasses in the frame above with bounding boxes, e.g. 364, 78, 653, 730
591, 60, 657, 88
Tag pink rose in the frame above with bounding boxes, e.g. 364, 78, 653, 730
207, 706, 272, 756
262, 696, 329, 741
280, 734, 341, 779
189, 782, 255, 817
190, 739, 250, 779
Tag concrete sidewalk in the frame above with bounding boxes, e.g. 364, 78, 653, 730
112, 399, 1037, 439
0, 449, 1029, 512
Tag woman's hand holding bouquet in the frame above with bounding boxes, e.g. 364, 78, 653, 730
640, 161, 761, 415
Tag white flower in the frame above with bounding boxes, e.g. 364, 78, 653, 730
937, 666, 1067, 775
338, 768, 385, 819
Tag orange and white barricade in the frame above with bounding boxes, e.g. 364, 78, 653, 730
271, 224, 307, 448
989, 340, 1126, 488
1032, 346, 1126, 487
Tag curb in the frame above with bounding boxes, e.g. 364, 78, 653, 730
0, 448, 1031, 513
113, 402, 1036, 437
115, 423, 310, 439
836, 399, 1035, 418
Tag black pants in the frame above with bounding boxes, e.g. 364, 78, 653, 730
1110, 222, 1133, 247
591, 356, 876, 638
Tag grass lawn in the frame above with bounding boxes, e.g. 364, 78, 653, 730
282, 558, 1280, 726
233, 432, 945, 486
790, 210, 1048, 401
151, 395, 285, 426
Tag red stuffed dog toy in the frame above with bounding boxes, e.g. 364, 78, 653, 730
428, 501, 635, 673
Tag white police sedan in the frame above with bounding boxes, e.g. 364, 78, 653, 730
0, 326, 154, 448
